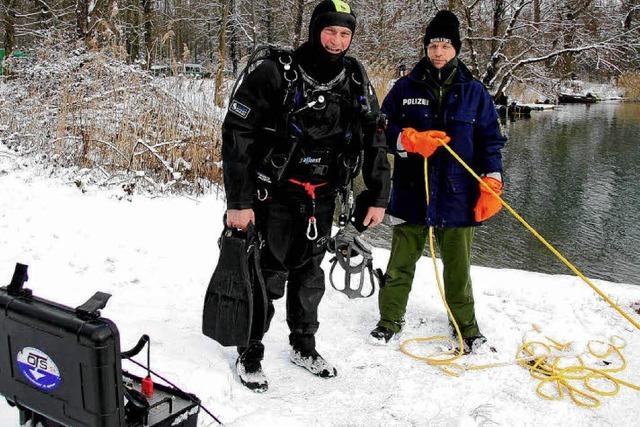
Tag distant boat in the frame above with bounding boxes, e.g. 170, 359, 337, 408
496, 103, 532, 119
558, 92, 599, 104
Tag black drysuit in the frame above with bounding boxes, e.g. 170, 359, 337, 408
221, 43, 390, 356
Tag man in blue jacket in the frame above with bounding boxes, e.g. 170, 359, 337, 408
369, 10, 506, 353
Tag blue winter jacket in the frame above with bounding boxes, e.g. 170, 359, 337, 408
382, 58, 506, 227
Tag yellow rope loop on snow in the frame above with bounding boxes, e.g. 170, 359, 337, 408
398, 144, 640, 397
515, 330, 640, 408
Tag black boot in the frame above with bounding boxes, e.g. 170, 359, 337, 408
290, 348, 337, 378
289, 333, 336, 378
369, 325, 396, 345
452, 334, 497, 355
236, 341, 268, 392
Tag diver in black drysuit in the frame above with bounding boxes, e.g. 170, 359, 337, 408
221, 0, 390, 392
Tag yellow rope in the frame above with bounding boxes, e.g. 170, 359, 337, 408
513, 328, 640, 408
438, 142, 640, 331
397, 147, 640, 406
398, 158, 466, 373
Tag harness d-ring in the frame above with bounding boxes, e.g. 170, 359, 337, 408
288, 178, 327, 241
284, 68, 298, 83
342, 154, 360, 171
306, 216, 318, 240
285, 69, 298, 82
279, 53, 293, 68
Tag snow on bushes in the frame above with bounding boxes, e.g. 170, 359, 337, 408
0, 39, 224, 194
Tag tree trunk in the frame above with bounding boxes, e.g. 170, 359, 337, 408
491, 0, 504, 54
624, 0, 637, 29
483, 0, 505, 85
214, 0, 231, 107
175, 0, 182, 61
106, 0, 120, 42
34, 0, 53, 33
460, 2, 479, 76
562, 3, 576, 76
533, 0, 541, 28
293, 0, 305, 48
2, 0, 16, 56
76, 0, 89, 42
251, 0, 257, 48
230, 0, 238, 75
125, 0, 140, 62
143, 0, 154, 66
266, 0, 274, 44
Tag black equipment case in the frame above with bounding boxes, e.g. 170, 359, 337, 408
0, 264, 200, 427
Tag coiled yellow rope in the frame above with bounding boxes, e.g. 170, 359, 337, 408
397, 147, 640, 407
398, 158, 466, 373
512, 326, 640, 408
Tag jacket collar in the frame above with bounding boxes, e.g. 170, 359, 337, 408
408, 57, 473, 85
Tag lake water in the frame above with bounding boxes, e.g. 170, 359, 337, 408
363, 102, 640, 285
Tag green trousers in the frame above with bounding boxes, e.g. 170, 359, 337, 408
377, 223, 480, 338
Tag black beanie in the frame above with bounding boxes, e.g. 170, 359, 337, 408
308, 0, 357, 45
423, 10, 461, 54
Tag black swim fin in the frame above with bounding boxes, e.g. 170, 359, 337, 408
202, 222, 267, 347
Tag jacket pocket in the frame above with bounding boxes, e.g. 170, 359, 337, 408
447, 174, 473, 194
401, 106, 433, 129
447, 110, 476, 125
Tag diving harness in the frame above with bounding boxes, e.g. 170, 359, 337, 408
235, 46, 383, 298
326, 231, 383, 299
247, 47, 369, 242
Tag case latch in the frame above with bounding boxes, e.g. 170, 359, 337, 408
7, 263, 32, 298
75, 291, 112, 319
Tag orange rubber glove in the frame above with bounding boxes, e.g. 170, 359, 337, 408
400, 128, 420, 152
401, 128, 451, 158
474, 176, 503, 222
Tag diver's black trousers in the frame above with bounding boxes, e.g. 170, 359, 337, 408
238, 194, 335, 361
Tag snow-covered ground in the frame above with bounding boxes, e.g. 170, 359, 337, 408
558, 80, 625, 100
511, 79, 624, 104
1, 151, 639, 426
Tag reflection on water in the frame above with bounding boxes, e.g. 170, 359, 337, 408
362, 103, 640, 285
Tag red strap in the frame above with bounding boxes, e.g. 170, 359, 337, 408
288, 179, 327, 200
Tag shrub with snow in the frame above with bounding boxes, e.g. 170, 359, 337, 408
0, 39, 224, 194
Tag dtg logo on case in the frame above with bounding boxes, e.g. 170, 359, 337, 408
17, 347, 62, 391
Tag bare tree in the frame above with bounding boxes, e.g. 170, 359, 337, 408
455, 0, 640, 95
74, 0, 119, 45
2, 0, 16, 54
293, 0, 305, 47
214, 0, 230, 107
0, 0, 637, 100
623, 0, 639, 29
143, 0, 154, 63
76, 0, 89, 41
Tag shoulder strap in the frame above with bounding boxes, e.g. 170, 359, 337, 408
343, 56, 375, 115
230, 45, 298, 100
229, 45, 271, 98
270, 47, 300, 110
